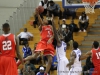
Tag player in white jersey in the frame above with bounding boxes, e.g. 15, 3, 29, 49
52, 19, 69, 75
67, 41, 82, 75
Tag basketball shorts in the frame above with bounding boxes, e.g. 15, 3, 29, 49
0, 56, 18, 75
35, 40, 55, 56
92, 66, 100, 75
68, 66, 82, 75
57, 58, 69, 75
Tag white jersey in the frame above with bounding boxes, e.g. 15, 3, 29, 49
72, 48, 81, 67
56, 41, 67, 61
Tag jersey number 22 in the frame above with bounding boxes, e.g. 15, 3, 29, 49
2, 41, 12, 50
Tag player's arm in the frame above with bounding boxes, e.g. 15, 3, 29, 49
80, 51, 92, 60
52, 19, 61, 47
15, 37, 24, 64
67, 51, 76, 67
47, 25, 54, 44
36, 9, 44, 31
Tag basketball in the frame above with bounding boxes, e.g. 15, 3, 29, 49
37, 6, 44, 14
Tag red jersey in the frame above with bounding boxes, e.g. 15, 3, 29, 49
92, 48, 100, 67
0, 33, 16, 57
40, 25, 53, 41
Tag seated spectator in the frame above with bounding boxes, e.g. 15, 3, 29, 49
50, 55, 57, 71
63, 8, 77, 19
89, 57, 94, 75
36, 66, 45, 75
58, 19, 69, 32
83, 56, 94, 75
39, 0, 49, 15
47, 1, 62, 19
62, 27, 73, 50
69, 20, 79, 32
22, 43, 32, 58
79, 12, 89, 32
17, 28, 33, 45
18, 69, 23, 75
25, 60, 36, 73
23, 66, 35, 75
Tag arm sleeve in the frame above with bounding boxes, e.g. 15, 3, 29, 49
79, 16, 82, 20
87, 16, 89, 20
39, 1, 42, 6
28, 32, 33, 37
17, 32, 22, 37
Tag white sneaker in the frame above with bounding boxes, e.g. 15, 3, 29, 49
79, 30, 82, 32
83, 29, 86, 32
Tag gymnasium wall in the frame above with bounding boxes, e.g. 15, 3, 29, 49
0, 0, 40, 32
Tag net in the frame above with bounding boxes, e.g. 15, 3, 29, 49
82, 0, 98, 13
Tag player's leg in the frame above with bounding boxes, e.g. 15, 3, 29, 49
44, 55, 53, 75
68, 67, 82, 75
57, 60, 66, 75
1, 57, 18, 75
25, 51, 40, 61
64, 59, 69, 75
0, 57, 5, 75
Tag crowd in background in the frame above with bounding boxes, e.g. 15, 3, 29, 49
17, 0, 91, 75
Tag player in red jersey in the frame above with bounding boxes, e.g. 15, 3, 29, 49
0, 23, 23, 75
17, 9, 54, 75
80, 41, 100, 75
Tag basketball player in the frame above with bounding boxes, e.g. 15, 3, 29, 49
52, 18, 69, 75
0, 23, 23, 75
67, 41, 82, 75
17, 9, 54, 75
80, 41, 100, 75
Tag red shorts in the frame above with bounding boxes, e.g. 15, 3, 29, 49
35, 40, 55, 56
0, 56, 18, 75
92, 66, 100, 75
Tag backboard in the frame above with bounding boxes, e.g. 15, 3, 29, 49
62, 0, 100, 8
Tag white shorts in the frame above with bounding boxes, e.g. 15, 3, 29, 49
68, 66, 82, 75
57, 58, 69, 75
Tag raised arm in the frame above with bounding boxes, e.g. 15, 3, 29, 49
35, 9, 44, 31
15, 36, 24, 64
52, 18, 61, 47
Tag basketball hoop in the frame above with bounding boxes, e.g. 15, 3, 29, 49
82, 0, 98, 13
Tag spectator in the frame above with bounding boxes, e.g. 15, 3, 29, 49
69, 20, 79, 32
79, 12, 89, 32
39, 0, 49, 15
89, 58, 94, 75
58, 19, 69, 32
83, 56, 94, 75
62, 27, 73, 50
17, 28, 33, 45
47, 1, 62, 19
25, 60, 36, 73
18, 69, 23, 75
23, 66, 35, 75
22, 43, 32, 58
36, 66, 45, 75
63, 8, 77, 19
50, 55, 57, 71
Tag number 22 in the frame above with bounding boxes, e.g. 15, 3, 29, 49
2, 41, 12, 50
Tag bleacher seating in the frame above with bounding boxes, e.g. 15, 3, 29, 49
18, 1, 100, 75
